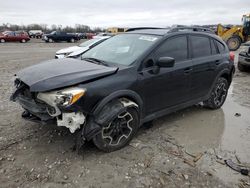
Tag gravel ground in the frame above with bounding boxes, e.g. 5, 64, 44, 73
0, 39, 250, 188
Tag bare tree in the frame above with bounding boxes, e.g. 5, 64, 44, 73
0, 23, 106, 33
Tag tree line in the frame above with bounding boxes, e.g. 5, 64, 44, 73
0, 23, 105, 33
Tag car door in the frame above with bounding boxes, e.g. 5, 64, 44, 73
189, 35, 216, 99
139, 35, 193, 115
14, 32, 22, 42
6, 32, 16, 42
53, 31, 59, 41
60, 32, 67, 41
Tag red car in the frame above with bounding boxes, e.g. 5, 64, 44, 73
0, 31, 30, 43
86, 33, 96, 39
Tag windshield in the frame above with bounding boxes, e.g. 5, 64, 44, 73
82, 34, 160, 66
50, 31, 56, 35
79, 38, 102, 47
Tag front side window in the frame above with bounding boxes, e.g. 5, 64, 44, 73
190, 35, 211, 58
82, 34, 161, 66
154, 35, 188, 62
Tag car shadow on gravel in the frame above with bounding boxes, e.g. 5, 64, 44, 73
27, 104, 212, 156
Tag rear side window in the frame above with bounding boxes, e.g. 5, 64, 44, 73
155, 36, 188, 62
190, 35, 211, 58
210, 39, 218, 55
215, 40, 226, 53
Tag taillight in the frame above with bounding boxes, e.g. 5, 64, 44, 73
229, 52, 235, 62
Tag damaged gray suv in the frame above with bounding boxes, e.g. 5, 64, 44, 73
11, 28, 235, 152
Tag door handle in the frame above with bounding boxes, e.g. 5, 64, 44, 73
184, 67, 193, 74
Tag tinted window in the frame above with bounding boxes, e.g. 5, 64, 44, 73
211, 39, 218, 55
155, 36, 188, 62
191, 36, 211, 58
215, 40, 225, 53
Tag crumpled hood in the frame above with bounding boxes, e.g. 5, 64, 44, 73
17, 58, 118, 92
56, 46, 82, 54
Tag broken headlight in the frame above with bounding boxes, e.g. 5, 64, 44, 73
55, 87, 86, 106
37, 87, 86, 109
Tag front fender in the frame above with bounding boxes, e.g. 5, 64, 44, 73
92, 89, 143, 117
83, 90, 143, 141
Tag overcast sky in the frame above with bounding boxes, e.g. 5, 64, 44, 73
0, 0, 249, 28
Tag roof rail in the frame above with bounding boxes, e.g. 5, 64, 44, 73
169, 26, 215, 34
126, 27, 164, 32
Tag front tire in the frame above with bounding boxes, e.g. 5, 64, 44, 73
93, 108, 139, 152
48, 38, 54, 43
203, 77, 229, 109
0, 39, 5, 43
226, 36, 241, 51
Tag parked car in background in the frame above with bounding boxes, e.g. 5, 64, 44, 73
42, 31, 79, 43
77, 33, 87, 39
0, 31, 30, 43
11, 28, 235, 152
55, 36, 110, 59
93, 33, 114, 39
86, 33, 96, 39
238, 41, 250, 71
28, 30, 43, 38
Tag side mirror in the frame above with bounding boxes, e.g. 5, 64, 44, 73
157, 57, 175, 68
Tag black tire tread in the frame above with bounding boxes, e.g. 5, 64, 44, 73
203, 77, 228, 110
226, 36, 241, 51
93, 108, 139, 152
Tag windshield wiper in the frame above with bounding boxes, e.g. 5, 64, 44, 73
82, 57, 109, 66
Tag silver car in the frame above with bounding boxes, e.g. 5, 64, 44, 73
55, 36, 110, 59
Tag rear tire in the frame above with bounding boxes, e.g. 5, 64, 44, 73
203, 77, 229, 109
93, 108, 139, 152
70, 38, 75, 43
226, 36, 241, 51
0, 39, 5, 43
21, 39, 26, 43
238, 62, 247, 72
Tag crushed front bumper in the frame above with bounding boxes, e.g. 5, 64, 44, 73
16, 95, 52, 121
11, 83, 85, 133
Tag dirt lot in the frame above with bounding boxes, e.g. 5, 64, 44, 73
0, 39, 250, 188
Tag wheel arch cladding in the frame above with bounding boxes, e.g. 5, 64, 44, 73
84, 92, 142, 141
208, 69, 231, 97
92, 90, 143, 117
220, 67, 234, 85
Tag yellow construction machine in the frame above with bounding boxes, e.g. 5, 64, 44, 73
217, 13, 250, 51
106, 27, 128, 34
